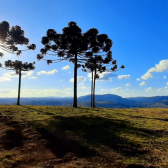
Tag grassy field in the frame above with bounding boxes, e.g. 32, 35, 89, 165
0, 105, 168, 168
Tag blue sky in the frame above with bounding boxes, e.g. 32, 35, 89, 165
0, 0, 168, 98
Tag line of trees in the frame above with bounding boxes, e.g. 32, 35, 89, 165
0, 21, 124, 107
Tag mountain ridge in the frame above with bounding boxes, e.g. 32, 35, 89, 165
1, 94, 168, 108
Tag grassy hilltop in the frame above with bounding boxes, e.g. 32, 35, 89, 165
0, 106, 168, 168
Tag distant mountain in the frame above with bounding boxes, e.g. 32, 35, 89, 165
125, 96, 168, 103
1, 94, 168, 108
78, 94, 137, 105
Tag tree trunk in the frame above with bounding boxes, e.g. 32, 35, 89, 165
73, 51, 78, 107
17, 68, 21, 105
91, 70, 93, 107
93, 68, 96, 108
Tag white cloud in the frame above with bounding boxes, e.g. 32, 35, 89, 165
78, 86, 89, 89
37, 69, 58, 75
126, 88, 129, 91
29, 76, 37, 79
156, 88, 162, 91
139, 81, 147, 86
101, 89, 108, 92
118, 75, 130, 80
145, 87, 153, 91
141, 72, 153, 80
0, 76, 11, 82
164, 86, 168, 89
70, 76, 86, 82
62, 65, 70, 70
88, 72, 117, 81
148, 60, 168, 73
167, 82, 168, 85
78, 83, 84, 86
111, 87, 122, 92
0, 89, 15, 93
164, 76, 166, 79
141, 60, 168, 80
125, 83, 130, 86
4, 71, 34, 78
136, 78, 140, 81
65, 87, 73, 91
21, 89, 37, 93
0, 89, 74, 97
60, 79, 64, 81
68, 71, 71, 73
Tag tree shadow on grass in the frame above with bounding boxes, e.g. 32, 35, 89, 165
28, 115, 163, 159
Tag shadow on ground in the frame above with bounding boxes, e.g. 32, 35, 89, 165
28, 115, 162, 159
0, 117, 25, 150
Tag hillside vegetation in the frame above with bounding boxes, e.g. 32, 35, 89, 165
0, 106, 168, 167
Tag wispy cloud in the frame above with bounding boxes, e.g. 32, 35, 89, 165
88, 72, 117, 81
61, 65, 70, 70
164, 76, 166, 79
136, 78, 140, 81
78, 83, 84, 86
37, 69, 58, 75
145, 87, 153, 91
29, 76, 37, 79
4, 71, 34, 78
101, 89, 108, 92
139, 81, 147, 86
78, 86, 89, 89
111, 87, 122, 92
156, 88, 162, 91
0, 89, 14, 93
0, 76, 11, 82
65, 87, 73, 90
70, 76, 86, 82
118, 75, 130, 80
125, 83, 130, 86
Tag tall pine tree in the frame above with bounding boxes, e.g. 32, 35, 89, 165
0, 60, 35, 105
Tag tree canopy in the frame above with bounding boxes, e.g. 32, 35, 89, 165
0, 21, 36, 57
37, 22, 115, 107
1, 60, 35, 105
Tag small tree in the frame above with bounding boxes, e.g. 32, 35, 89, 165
93, 62, 125, 107
82, 30, 113, 107
83, 56, 125, 108
0, 60, 35, 105
0, 21, 36, 57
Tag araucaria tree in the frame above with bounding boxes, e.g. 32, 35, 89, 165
82, 29, 125, 107
37, 22, 108, 107
0, 60, 35, 105
0, 21, 36, 57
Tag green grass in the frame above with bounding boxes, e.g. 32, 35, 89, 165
0, 105, 168, 167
